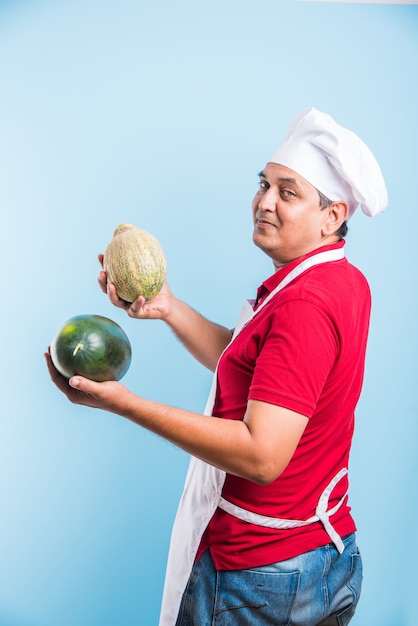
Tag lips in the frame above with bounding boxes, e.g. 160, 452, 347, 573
256, 216, 276, 228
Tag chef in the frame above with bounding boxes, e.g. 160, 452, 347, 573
46, 107, 388, 626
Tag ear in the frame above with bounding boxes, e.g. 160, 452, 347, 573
322, 201, 349, 236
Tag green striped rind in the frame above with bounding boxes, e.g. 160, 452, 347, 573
103, 224, 167, 303
50, 314, 132, 382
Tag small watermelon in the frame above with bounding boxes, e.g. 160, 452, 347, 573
50, 314, 132, 382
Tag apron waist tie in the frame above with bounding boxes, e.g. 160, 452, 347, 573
218, 468, 349, 554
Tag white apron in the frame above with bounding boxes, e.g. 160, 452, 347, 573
159, 247, 346, 626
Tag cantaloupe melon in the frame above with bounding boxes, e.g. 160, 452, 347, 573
103, 224, 167, 302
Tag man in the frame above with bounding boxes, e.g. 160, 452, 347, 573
46, 107, 388, 625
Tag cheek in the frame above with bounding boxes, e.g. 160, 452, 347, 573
251, 196, 259, 221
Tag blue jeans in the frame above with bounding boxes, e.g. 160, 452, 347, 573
175, 533, 362, 626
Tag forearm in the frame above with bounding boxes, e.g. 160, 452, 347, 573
110, 392, 306, 485
101, 277, 233, 372
118, 391, 260, 480
46, 349, 307, 485
165, 297, 233, 371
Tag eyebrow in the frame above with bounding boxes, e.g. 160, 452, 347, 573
258, 171, 303, 188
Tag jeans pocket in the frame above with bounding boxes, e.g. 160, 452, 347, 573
214, 568, 300, 625
335, 550, 363, 626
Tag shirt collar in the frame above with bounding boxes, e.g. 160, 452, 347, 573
255, 240, 346, 309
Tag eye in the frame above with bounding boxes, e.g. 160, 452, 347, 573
258, 180, 269, 191
281, 188, 297, 198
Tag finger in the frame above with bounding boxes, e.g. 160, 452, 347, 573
68, 375, 100, 395
45, 350, 63, 382
128, 295, 146, 317
97, 255, 109, 294
44, 351, 75, 395
98, 270, 108, 294
107, 283, 132, 311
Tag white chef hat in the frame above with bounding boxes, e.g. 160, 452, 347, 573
269, 107, 388, 219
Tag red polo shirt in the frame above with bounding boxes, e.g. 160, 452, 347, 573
197, 241, 371, 569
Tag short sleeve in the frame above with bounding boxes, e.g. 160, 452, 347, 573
248, 299, 339, 416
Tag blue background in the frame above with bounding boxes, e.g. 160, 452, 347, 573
0, 1, 417, 624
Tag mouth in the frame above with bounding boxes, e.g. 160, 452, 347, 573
255, 217, 276, 229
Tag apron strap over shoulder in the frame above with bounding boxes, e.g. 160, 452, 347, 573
159, 247, 347, 625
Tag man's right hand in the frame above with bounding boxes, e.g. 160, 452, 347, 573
97, 253, 173, 321
98, 254, 232, 371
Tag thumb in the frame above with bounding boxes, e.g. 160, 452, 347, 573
69, 375, 98, 392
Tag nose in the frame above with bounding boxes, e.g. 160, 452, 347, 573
257, 187, 277, 212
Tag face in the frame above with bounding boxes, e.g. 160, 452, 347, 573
252, 163, 338, 268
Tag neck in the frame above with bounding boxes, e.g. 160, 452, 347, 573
272, 236, 341, 272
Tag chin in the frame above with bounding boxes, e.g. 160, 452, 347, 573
253, 232, 273, 253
